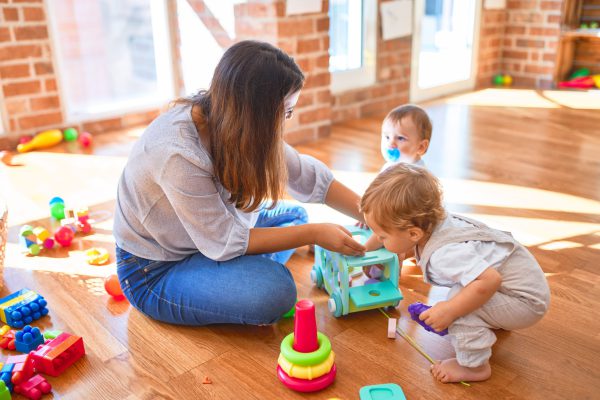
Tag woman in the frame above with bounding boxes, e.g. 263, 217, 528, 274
114, 41, 366, 326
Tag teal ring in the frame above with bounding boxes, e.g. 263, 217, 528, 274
280, 332, 332, 366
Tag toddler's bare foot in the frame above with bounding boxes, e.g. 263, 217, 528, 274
430, 358, 491, 383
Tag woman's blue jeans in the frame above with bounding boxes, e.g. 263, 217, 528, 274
116, 202, 308, 326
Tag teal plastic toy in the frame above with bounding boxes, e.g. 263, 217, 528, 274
310, 226, 402, 317
359, 383, 407, 400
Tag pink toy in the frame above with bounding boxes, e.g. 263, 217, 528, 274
293, 299, 318, 353
54, 226, 74, 247
277, 364, 337, 392
78, 131, 92, 147
387, 318, 397, 339
30, 332, 85, 376
14, 374, 52, 400
558, 76, 595, 89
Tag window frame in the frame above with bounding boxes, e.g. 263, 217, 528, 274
330, 0, 378, 94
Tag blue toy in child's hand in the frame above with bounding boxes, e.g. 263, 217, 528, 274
383, 147, 400, 162
408, 302, 448, 336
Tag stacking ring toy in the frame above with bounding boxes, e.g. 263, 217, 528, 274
280, 332, 331, 366
85, 247, 109, 265
278, 351, 335, 380
277, 364, 337, 393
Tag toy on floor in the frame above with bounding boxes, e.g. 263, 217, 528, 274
78, 131, 93, 147
408, 302, 448, 336
0, 380, 9, 400
30, 331, 85, 376
104, 275, 125, 301
359, 383, 407, 400
558, 68, 600, 89
277, 299, 337, 392
311, 226, 402, 317
17, 129, 63, 153
493, 74, 513, 86
19, 226, 55, 256
0, 325, 16, 350
63, 127, 78, 142
15, 325, 44, 353
0, 289, 49, 328
85, 247, 110, 265
6, 353, 35, 385
53, 226, 74, 247
14, 374, 52, 400
42, 330, 62, 340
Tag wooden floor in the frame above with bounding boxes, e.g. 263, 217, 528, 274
1, 88, 600, 399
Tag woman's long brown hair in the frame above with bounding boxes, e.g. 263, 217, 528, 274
177, 41, 304, 212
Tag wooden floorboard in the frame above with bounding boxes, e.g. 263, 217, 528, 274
1, 88, 599, 399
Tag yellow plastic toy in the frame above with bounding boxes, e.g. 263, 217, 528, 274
17, 129, 63, 153
85, 247, 109, 265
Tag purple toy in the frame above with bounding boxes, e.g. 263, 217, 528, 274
408, 302, 448, 336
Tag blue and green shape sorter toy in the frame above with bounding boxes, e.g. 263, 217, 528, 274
360, 383, 407, 400
310, 226, 403, 317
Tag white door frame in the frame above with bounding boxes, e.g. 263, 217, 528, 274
409, 0, 482, 103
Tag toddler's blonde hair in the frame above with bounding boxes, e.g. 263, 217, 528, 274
360, 163, 446, 233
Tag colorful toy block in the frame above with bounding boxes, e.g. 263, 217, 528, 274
408, 302, 448, 336
0, 362, 14, 392
15, 325, 44, 353
42, 329, 62, 340
277, 300, 336, 392
0, 325, 16, 350
0, 380, 9, 400
30, 332, 85, 377
0, 289, 49, 328
6, 354, 34, 385
311, 226, 403, 317
359, 383, 407, 400
14, 374, 52, 400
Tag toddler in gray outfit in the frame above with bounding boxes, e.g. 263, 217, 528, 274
360, 163, 550, 383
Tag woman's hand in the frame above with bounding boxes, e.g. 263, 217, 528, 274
419, 301, 457, 332
313, 223, 366, 257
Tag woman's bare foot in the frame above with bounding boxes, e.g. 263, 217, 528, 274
430, 358, 491, 383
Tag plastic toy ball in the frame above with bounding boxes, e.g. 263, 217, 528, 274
63, 127, 79, 142
502, 74, 513, 86
591, 22, 599, 29
54, 226, 74, 247
493, 74, 504, 85
78, 131, 93, 147
104, 274, 125, 301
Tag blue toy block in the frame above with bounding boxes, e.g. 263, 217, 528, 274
0, 364, 14, 393
15, 325, 44, 353
359, 383, 407, 400
0, 289, 49, 328
311, 226, 403, 317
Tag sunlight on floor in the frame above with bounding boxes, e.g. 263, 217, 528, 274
542, 90, 600, 110
538, 241, 584, 250
445, 89, 560, 108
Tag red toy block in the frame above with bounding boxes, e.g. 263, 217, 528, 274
293, 299, 319, 353
14, 374, 52, 400
0, 325, 16, 350
7, 354, 34, 385
30, 332, 85, 376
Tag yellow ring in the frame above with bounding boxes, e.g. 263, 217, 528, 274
85, 247, 109, 265
277, 351, 335, 380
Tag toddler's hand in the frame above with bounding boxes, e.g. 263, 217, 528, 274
354, 220, 369, 230
419, 301, 456, 332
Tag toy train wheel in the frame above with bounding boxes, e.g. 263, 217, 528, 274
328, 292, 343, 318
310, 266, 323, 289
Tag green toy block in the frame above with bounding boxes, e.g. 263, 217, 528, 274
43, 329, 63, 340
0, 380, 10, 400
359, 383, 407, 400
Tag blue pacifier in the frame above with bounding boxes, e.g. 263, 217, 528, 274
382, 147, 400, 162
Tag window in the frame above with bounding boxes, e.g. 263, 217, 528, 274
47, 0, 174, 120
329, 0, 377, 93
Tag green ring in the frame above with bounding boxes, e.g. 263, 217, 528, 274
280, 332, 331, 366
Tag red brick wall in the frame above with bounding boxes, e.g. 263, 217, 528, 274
501, 0, 563, 88
477, 8, 507, 87
476, 0, 564, 88
331, 0, 411, 123
0, 0, 160, 143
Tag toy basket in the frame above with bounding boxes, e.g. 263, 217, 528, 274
0, 199, 6, 269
